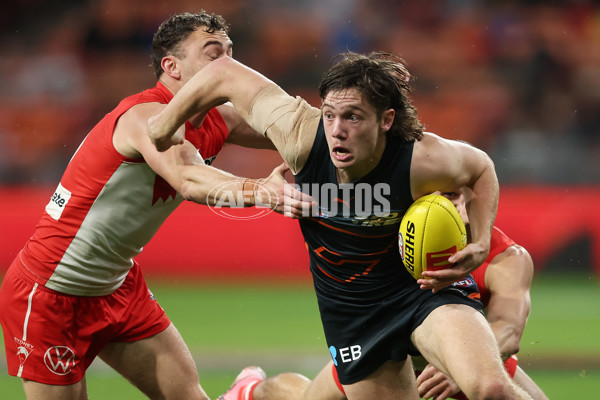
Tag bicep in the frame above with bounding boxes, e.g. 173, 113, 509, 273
410, 134, 492, 198
248, 85, 320, 173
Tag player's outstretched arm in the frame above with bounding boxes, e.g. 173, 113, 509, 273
148, 56, 275, 152
176, 161, 313, 218
122, 101, 313, 217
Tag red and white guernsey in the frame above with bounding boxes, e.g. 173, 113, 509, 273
18, 82, 228, 296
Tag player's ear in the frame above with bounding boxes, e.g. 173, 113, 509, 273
381, 109, 395, 132
161, 56, 181, 80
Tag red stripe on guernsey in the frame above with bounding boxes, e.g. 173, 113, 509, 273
470, 227, 515, 307
152, 175, 177, 205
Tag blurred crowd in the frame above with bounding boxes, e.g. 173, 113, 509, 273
1, 0, 598, 184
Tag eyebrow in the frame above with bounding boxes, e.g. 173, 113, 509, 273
203, 40, 233, 50
321, 103, 365, 113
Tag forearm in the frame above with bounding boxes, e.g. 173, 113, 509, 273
149, 57, 274, 150
489, 321, 523, 360
466, 156, 498, 249
179, 164, 258, 207
150, 75, 229, 147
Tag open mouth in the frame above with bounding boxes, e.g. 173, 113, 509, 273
332, 146, 352, 162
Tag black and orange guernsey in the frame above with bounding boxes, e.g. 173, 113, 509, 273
293, 121, 482, 385
295, 120, 416, 302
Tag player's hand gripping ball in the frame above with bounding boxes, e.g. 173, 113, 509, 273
399, 194, 467, 279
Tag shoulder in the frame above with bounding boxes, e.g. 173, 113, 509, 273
411, 132, 463, 167
409, 133, 462, 194
413, 132, 480, 156
118, 102, 166, 135
114, 101, 166, 158
487, 243, 534, 284
494, 244, 533, 267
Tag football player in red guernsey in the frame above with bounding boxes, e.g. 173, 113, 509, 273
0, 11, 311, 400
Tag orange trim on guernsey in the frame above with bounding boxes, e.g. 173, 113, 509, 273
314, 219, 396, 239
312, 243, 394, 283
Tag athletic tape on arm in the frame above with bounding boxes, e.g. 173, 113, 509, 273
247, 84, 321, 174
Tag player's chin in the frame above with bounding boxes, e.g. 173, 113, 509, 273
329, 152, 355, 168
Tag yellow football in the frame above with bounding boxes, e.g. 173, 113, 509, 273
399, 194, 467, 280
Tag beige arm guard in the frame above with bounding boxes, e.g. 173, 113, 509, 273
247, 84, 321, 174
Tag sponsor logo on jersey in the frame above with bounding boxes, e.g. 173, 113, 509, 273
452, 276, 476, 288
449, 276, 481, 303
46, 183, 71, 220
44, 346, 76, 375
352, 212, 402, 227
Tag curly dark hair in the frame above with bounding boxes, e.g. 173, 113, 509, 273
151, 11, 230, 79
318, 51, 424, 141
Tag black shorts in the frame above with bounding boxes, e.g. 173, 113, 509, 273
317, 276, 482, 385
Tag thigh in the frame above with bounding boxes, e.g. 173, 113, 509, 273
0, 265, 92, 385
22, 377, 88, 400
342, 359, 419, 400
411, 304, 503, 389
303, 361, 346, 400
98, 323, 208, 400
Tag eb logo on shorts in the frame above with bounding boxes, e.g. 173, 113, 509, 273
329, 345, 362, 366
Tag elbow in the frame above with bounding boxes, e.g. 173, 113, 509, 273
210, 57, 239, 92
500, 331, 523, 359
503, 340, 521, 359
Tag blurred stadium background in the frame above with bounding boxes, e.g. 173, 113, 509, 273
1, 0, 599, 398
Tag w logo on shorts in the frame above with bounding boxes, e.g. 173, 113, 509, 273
44, 346, 76, 375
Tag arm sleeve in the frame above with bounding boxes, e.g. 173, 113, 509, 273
247, 84, 321, 174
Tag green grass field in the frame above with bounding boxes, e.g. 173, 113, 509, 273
1, 272, 599, 398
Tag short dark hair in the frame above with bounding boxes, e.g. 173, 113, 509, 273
151, 11, 229, 79
319, 51, 424, 141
